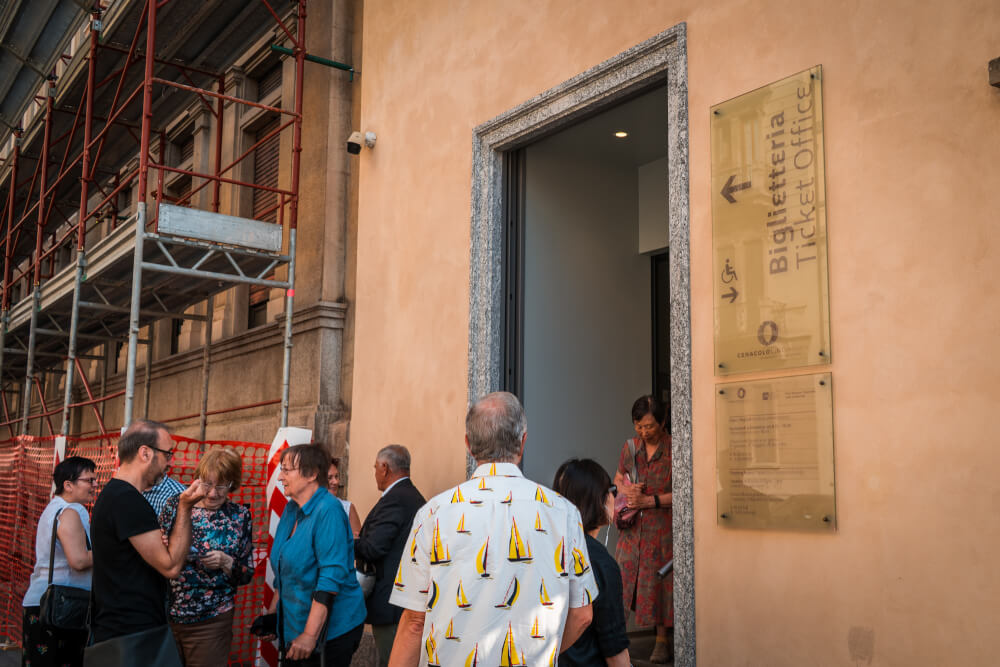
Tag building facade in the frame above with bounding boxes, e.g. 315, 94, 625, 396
2, 1, 999, 665
1, 0, 362, 462
345, 2, 1000, 666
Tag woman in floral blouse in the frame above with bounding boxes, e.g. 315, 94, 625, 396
159, 447, 254, 667
613, 395, 673, 664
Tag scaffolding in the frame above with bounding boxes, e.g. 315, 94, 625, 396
0, 0, 320, 438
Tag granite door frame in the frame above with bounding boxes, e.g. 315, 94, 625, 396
467, 23, 694, 666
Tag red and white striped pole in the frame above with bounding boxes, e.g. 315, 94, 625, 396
257, 426, 311, 667
51, 435, 67, 497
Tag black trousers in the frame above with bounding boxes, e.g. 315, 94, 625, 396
284, 623, 364, 667
21, 606, 88, 667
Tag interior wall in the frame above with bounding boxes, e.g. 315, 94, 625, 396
638, 156, 669, 254
521, 140, 652, 487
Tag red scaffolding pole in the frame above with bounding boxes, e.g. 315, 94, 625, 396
1, 0, 317, 439
1, 131, 18, 311
3, 2, 310, 301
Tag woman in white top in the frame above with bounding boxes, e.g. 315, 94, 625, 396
22, 456, 97, 667
328, 457, 361, 538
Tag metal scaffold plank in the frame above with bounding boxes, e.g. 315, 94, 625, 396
1, 0, 307, 438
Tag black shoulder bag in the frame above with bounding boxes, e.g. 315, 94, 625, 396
39, 508, 92, 630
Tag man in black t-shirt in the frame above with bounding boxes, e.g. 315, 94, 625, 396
90, 420, 205, 641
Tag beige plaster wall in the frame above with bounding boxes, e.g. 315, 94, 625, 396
351, 0, 1000, 664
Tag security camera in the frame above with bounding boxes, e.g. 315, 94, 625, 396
346, 130, 376, 155
346, 131, 363, 154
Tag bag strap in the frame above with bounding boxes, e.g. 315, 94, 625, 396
86, 586, 93, 639
627, 438, 641, 483
47, 507, 64, 587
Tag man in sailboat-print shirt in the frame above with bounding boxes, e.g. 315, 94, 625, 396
388, 392, 597, 667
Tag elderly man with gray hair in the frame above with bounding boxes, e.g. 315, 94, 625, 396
388, 391, 596, 667
355, 444, 426, 666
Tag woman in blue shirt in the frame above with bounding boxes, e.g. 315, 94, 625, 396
268, 444, 366, 666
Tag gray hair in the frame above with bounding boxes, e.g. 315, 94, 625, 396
465, 392, 527, 463
377, 444, 411, 473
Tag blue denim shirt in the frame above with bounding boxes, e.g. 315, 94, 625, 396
271, 486, 365, 644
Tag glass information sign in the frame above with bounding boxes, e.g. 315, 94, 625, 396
716, 373, 836, 531
711, 66, 831, 375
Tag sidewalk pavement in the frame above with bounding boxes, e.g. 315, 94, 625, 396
0, 629, 667, 666
629, 629, 675, 667
0, 631, 377, 666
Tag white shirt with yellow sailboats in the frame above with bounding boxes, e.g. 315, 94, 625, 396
390, 462, 598, 667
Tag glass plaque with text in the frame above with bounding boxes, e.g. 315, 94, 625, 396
716, 373, 836, 531
711, 66, 831, 375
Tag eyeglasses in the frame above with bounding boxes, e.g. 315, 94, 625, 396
199, 479, 232, 494
608, 485, 618, 498
74, 477, 97, 485
146, 445, 174, 461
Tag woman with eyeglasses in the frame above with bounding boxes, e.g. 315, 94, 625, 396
22, 456, 97, 667
613, 394, 674, 663
157, 446, 254, 667
260, 444, 365, 666
553, 458, 631, 667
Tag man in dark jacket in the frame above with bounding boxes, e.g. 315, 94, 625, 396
355, 444, 425, 666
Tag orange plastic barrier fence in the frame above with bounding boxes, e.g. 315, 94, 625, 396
0, 434, 272, 666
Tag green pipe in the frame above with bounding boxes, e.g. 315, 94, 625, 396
270, 45, 354, 81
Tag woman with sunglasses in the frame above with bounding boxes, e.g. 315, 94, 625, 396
553, 458, 631, 667
158, 447, 254, 666
22, 456, 97, 667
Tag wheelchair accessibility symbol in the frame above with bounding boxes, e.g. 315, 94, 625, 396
721, 258, 738, 284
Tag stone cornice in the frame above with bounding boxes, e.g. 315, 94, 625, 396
89, 300, 347, 391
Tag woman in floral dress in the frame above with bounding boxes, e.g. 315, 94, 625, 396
159, 447, 254, 667
613, 395, 673, 664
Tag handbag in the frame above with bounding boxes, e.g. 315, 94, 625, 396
357, 570, 376, 598
614, 440, 641, 530
38, 508, 91, 630
84, 624, 182, 667
250, 613, 277, 637
356, 559, 376, 598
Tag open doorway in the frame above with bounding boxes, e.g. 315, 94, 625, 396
502, 86, 671, 497
467, 24, 691, 665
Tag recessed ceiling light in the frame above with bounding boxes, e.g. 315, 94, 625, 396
614, 131, 628, 138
